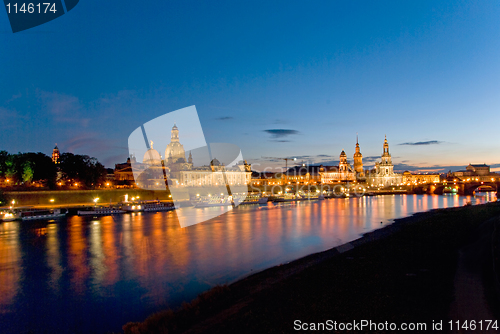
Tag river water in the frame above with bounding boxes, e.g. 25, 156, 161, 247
0, 193, 496, 333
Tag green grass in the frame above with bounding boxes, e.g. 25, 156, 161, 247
123, 202, 500, 334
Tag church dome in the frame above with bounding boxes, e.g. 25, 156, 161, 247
210, 158, 222, 166
340, 150, 347, 157
165, 142, 185, 162
165, 123, 186, 163
143, 148, 162, 165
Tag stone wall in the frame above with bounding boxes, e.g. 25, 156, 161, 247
4, 189, 188, 206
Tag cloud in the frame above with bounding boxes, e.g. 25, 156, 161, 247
398, 140, 443, 146
263, 129, 300, 139
0, 106, 28, 130
61, 132, 129, 167
315, 160, 340, 166
37, 90, 90, 127
362, 156, 381, 163
214, 116, 233, 121
6, 93, 22, 103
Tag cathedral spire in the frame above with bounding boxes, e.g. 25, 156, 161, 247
353, 135, 363, 174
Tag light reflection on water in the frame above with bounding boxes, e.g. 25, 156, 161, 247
0, 194, 496, 333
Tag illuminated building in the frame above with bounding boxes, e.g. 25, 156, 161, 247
450, 164, 500, 182
165, 124, 186, 164
284, 164, 322, 185
320, 150, 356, 183
353, 135, 363, 175
52, 144, 60, 164
114, 157, 136, 183
179, 159, 252, 187
403, 171, 440, 184
123, 124, 252, 188
366, 136, 403, 187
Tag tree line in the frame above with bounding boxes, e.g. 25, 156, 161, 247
0, 151, 106, 189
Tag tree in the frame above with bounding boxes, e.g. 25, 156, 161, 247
22, 161, 34, 183
0, 190, 6, 206
0, 152, 57, 187
59, 153, 106, 188
22, 152, 57, 188
0, 151, 8, 178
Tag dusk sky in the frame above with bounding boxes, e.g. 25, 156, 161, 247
1, 1, 499, 172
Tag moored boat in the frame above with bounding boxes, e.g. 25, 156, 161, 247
20, 209, 67, 221
191, 194, 235, 208
0, 210, 21, 222
78, 207, 125, 216
121, 200, 177, 213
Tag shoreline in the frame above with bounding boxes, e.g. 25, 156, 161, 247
123, 201, 500, 334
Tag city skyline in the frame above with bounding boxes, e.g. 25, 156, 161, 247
1, 1, 499, 172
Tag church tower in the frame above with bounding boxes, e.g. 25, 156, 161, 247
353, 135, 363, 174
377, 135, 394, 176
165, 123, 186, 164
381, 135, 392, 165
339, 150, 349, 172
52, 144, 60, 164
171, 123, 179, 142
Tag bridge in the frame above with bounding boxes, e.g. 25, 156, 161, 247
411, 181, 500, 196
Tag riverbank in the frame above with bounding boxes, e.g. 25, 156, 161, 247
122, 201, 500, 334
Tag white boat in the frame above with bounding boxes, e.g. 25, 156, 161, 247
77, 207, 125, 216
192, 194, 267, 207
195, 201, 234, 208
240, 194, 269, 205
191, 195, 236, 208
20, 209, 67, 221
121, 200, 177, 213
0, 210, 21, 222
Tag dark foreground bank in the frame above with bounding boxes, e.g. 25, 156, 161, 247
122, 202, 500, 334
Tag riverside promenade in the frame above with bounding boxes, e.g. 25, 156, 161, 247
123, 202, 500, 334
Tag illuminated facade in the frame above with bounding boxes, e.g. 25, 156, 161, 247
403, 171, 440, 184
366, 136, 403, 187
165, 125, 251, 187
320, 150, 356, 183
52, 144, 60, 164
165, 124, 186, 164
353, 136, 363, 175
451, 164, 500, 182
179, 161, 252, 187
114, 157, 136, 182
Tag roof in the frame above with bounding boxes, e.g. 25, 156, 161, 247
252, 171, 279, 179
284, 165, 339, 176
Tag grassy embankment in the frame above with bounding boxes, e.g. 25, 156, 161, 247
123, 202, 500, 334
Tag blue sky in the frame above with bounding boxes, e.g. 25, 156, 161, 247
1, 1, 499, 172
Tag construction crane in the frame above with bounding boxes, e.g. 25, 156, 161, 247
261, 157, 297, 185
